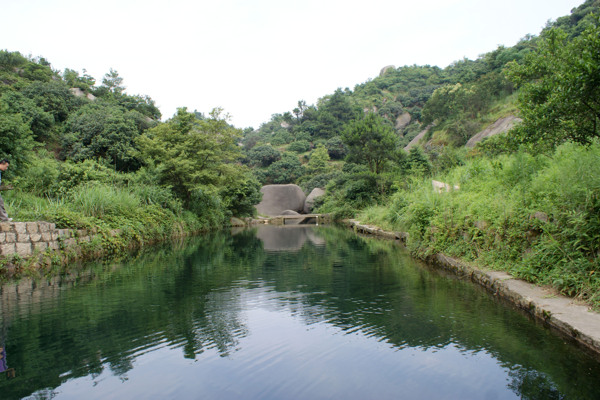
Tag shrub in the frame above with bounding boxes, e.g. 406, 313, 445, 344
287, 140, 311, 153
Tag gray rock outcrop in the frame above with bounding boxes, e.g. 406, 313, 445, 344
404, 124, 433, 151
395, 112, 411, 131
255, 184, 306, 217
303, 188, 326, 214
465, 115, 521, 148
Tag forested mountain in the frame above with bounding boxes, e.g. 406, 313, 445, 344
236, 0, 600, 307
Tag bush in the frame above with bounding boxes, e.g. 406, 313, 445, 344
287, 140, 311, 153
246, 144, 281, 167
264, 152, 305, 184
358, 141, 600, 307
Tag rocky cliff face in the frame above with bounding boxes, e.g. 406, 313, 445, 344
465, 116, 521, 148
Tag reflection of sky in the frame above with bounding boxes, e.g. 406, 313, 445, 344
47, 285, 519, 400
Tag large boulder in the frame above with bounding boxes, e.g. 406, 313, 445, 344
255, 184, 306, 217
303, 188, 326, 214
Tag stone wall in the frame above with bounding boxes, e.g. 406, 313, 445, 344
0, 221, 94, 259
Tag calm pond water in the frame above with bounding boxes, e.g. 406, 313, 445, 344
1, 225, 599, 399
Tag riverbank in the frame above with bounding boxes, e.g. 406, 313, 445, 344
345, 219, 600, 358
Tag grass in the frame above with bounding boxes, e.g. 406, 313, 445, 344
358, 140, 600, 308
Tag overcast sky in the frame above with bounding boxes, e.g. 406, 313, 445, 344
2, 0, 583, 128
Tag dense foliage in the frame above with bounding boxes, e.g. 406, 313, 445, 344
1, 1, 599, 307
232, 0, 600, 307
506, 16, 600, 151
0, 54, 260, 268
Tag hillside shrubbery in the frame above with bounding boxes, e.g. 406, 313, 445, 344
358, 141, 600, 306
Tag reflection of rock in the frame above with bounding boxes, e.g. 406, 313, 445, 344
303, 188, 325, 214
255, 184, 306, 217
256, 225, 324, 252
306, 229, 326, 247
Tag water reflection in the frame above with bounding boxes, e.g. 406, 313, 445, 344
255, 225, 326, 252
0, 225, 599, 399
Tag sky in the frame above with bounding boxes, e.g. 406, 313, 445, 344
1, 0, 584, 129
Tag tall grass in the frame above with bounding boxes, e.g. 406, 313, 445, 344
359, 141, 600, 307
67, 183, 141, 218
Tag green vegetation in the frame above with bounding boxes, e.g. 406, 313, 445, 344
1, 1, 599, 307
0, 55, 260, 274
235, 1, 600, 307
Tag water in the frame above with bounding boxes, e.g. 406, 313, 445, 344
1, 225, 599, 399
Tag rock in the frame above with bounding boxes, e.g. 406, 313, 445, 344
379, 65, 396, 77
432, 180, 460, 193
280, 210, 300, 215
230, 217, 246, 227
395, 112, 411, 131
69, 87, 96, 101
303, 188, 326, 214
255, 184, 306, 217
465, 116, 522, 148
404, 124, 433, 151
531, 212, 549, 223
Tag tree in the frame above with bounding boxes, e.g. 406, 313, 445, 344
0, 99, 36, 169
306, 144, 330, 175
506, 19, 600, 151
325, 136, 348, 160
342, 112, 398, 174
264, 152, 304, 184
101, 68, 125, 94
246, 144, 281, 167
61, 103, 144, 171
135, 107, 258, 216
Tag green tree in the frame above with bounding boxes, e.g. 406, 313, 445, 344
136, 108, 253, 215
0, 100, 36, 169
100, 68, 125, 94
506, 19, 600, 151
342, 112, 398, 174
264, 152, 305, 184
306, 144, 330, 175
0, 91, 55, 141
61, 103, 142, 171
63, 68, 96, 91
246, 144, 281, 167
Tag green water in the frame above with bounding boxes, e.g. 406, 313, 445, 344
1, 225, 599, 399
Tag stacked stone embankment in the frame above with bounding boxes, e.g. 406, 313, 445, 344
0, 221, 94, 259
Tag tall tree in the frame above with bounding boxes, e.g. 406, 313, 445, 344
506, 18, 600, 151
136, 108, 260, 216
342, 112, 398, 174
101, 68, 125, 94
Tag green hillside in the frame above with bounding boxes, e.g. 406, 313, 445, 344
237, 0, 600, 306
